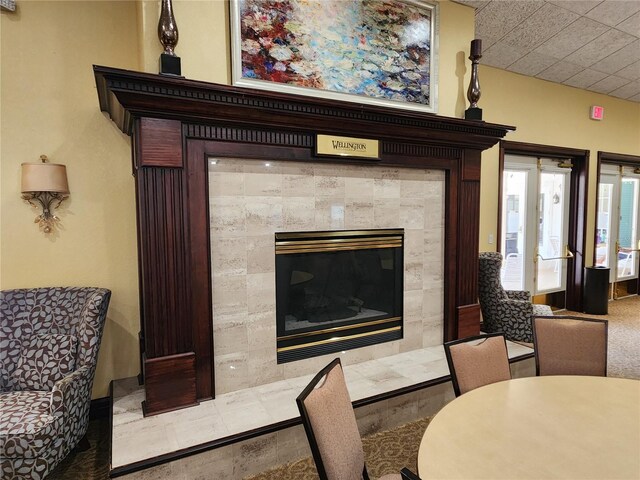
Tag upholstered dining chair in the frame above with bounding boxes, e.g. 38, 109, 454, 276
296, 358, 421, 480
444, 333, 511, 397
533, 316, 608, 376
0, 287, 111, 480
478, 252, 553, 342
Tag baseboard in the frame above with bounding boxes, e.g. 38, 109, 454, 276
89, 396, 110, 420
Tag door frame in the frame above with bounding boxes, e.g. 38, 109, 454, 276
498, 141, 589, 311
501, 158, 572, 295
595, 151, 640, 295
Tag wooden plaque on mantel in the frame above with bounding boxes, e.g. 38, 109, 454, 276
94, 65, 514, 416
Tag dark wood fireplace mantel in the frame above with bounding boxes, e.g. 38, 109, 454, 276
94, 65, 514, 415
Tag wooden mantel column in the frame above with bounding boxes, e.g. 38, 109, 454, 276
95, 65, 514, 415
454, 149, 484, 339
132, 117, 205, 415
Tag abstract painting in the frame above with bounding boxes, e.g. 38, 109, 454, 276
230, 0, 438, 112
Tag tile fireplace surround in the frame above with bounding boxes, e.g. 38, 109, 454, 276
94, 65, 517, 479
210, 158, 445, 394
94, 66, 514, 416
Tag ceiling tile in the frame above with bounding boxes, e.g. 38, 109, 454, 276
609, 80, 640, 99
534, 17, 611, 59
536, 61, 585, 82
476, 1, 545, 41
590, 40, 640, 74
628, 93, 640, 102
547, 0, 604, 15
584, 0, 640, 27
508, 52, 560, 76
481, 41, 529, 69
616, 60, 640, 81
500, 3, 579, 50
465, 0, 640, 103
616, 10, 640, 36
564, 68, 608, 88
475, 34, 501, 51
564, 28, 636, 67
588, 75, 631, 94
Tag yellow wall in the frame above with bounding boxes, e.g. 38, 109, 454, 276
2, 0, 637, 399
136, 0, 474, 114
477, 66, 640, 263
138, 0, 231, 84
1, 1, 141, 398
437, 1, 476, 117
1, 0, 474, 398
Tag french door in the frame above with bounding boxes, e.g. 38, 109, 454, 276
595, 165, 640, 285
500, 156, 572, 297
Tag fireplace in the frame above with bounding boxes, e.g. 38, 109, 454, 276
275, 229, 403, 362
95, 65, 513, 414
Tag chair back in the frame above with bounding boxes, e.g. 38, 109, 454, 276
533, 316, 608, 376
0, 287, 111, 391
296, 358, 366, 480
478, 252, 508, 332
444, 333, 511, 397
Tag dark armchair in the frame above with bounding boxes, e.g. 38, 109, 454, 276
0, 287, 111, 480
478, 252, 552, 342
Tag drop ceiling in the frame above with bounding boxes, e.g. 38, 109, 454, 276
453, 0, 640, 103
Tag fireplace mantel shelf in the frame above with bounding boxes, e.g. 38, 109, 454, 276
94, 65, 513, 148
94, 65, 515, 415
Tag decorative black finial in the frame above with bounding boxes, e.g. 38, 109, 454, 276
465, 39, 482, 121
158, 0, 182, 76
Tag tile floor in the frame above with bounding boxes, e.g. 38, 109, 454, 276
112, 341, 533, 469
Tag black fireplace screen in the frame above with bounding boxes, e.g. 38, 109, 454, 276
275, 229, 404, 363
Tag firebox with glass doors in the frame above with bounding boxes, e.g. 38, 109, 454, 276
275, 229, 404, 363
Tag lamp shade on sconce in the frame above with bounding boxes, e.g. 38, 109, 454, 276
21, 162, 69, 194
20, 155, 70, 234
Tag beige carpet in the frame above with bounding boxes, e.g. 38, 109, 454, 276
47, 297, 638, 480
565, 294, 640, 380
246, 417, 431, 480
247, 296, 640, 480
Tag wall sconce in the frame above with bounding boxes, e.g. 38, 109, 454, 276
21, 155, 70, 234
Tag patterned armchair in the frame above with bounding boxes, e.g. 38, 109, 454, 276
0, 287, 111, 480
478, 252, 552, 342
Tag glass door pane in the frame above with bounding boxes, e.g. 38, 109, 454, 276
502, 156, 571, 299
536, 171, 568, 293
617, 177, 639, 280
595, 181, 614, 268
500, 170, 527, 291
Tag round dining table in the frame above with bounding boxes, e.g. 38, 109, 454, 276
418, 376, 640, 479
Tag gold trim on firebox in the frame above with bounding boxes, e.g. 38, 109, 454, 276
276, 229, 403, 240
276, 229, 403, 255
276, 316, 402, 341
277, 326, 401, 353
